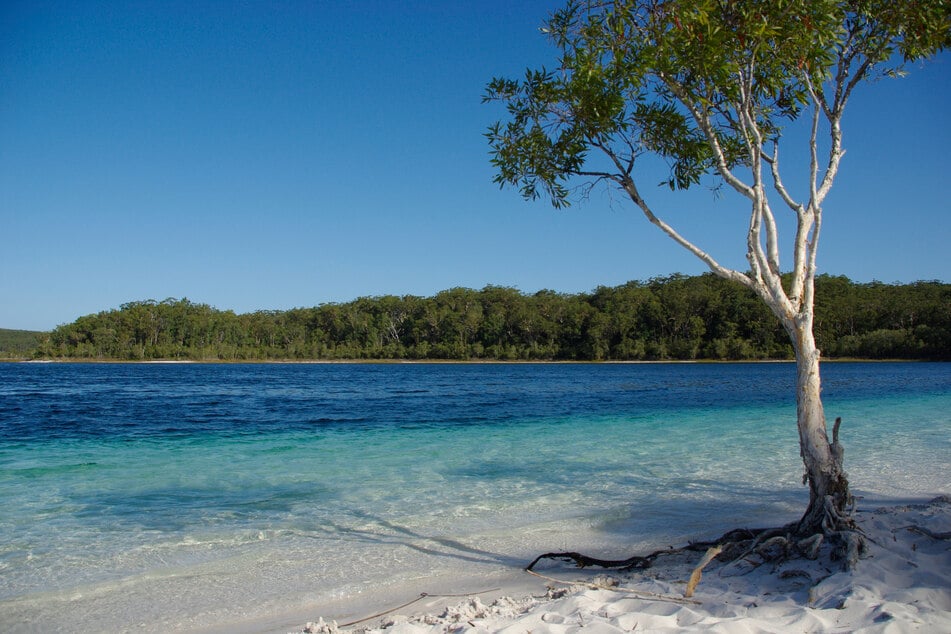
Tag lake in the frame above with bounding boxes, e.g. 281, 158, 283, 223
0, 362, 948, 632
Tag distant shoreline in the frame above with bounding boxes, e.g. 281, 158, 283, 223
17, 277, 950, 363
3, 357, 930, 365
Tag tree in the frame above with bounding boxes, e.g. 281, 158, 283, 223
485, 0, 949, 549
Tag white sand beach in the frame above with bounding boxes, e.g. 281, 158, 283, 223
297, 496, 951, 634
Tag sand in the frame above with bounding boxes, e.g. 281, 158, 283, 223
295, 496, 951, 634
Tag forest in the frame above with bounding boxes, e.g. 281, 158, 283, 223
0, 329, 44, 358
23, 274, 951, 362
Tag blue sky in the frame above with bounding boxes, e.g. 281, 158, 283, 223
2, 1, 949, 331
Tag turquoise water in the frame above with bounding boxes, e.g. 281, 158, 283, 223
0, 362, 948, 632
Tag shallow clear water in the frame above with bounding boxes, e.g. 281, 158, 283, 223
0, 362, 948, 632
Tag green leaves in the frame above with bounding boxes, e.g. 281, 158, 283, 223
484, 0, 948, 207
852, 0, 951, 62
484, 64, 604, 207
632, 100, 714, 189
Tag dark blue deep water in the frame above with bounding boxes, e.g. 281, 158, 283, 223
4, 361, 948, 440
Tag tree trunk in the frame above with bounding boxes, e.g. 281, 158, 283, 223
791, 325, 853, 535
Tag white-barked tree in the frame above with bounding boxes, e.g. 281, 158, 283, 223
484, 0, 949, 551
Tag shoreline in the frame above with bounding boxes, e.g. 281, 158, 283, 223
288, 497, 951, 634
3, 357, 933, 365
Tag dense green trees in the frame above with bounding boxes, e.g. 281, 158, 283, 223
32, 275, 949, 361
0, 329, 45, 358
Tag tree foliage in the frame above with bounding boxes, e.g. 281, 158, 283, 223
485, 0, 949, 327
31, 276, 950, 361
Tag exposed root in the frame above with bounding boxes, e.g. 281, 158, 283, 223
526, 517, 868, 596
525, 550, 657, 572
526, 418, 873, 597
903, 525, 951, 540
833, 530, 867, 570
821, 493, 857, 533
797, 533, 823, 560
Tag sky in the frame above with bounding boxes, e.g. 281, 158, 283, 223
2, 1, 949, 331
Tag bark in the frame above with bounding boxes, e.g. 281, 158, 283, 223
790, 324, 853, 536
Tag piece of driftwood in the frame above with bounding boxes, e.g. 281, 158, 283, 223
685, 545, 723, 598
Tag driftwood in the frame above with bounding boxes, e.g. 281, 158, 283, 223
684, 545, 722, 598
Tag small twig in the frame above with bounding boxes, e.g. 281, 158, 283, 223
337, 587, 501, 628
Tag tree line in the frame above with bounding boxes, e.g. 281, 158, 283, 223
32, 274, 950, 361
0, 329, 44, 358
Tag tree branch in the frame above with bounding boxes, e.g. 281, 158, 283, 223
768, 143, 805, 214
618, 175, 754, 291
661, 76, 756, 201
733, 63, 786, 301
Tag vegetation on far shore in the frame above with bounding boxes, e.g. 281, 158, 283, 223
0, 329, 45, 359
5, 274, 946, 362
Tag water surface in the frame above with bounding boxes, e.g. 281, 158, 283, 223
0, 362, 948, 632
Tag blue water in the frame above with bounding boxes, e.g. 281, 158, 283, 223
0, 362, 949, 632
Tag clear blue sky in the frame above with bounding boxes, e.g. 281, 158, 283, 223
2, 1, 949, 331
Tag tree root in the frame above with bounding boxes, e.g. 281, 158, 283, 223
525, 550, 658, 572
525, 526, 773, 574
525, 418, 869, 591
903, 525, 951, 540
525, 519, 868, 593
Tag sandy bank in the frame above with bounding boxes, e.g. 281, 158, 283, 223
295, 496, 951, 634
